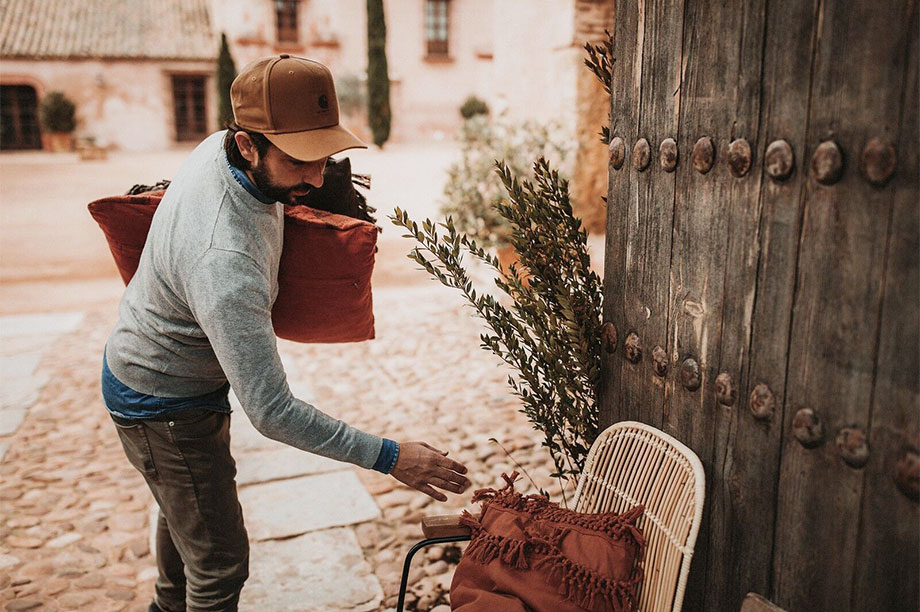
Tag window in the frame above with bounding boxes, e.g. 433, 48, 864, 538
276, 0, 300, 44
425, 0, 449, 57
172, 75, 207, 141
0, 85, 41, 150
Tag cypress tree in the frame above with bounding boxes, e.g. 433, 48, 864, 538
217, 33, 237, 128
366, 0, 391, 147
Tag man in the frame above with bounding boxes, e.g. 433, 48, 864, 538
101, 54, 471, 612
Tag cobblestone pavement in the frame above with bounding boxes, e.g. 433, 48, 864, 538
0, 145, 596, 611
0, 282, 564, 612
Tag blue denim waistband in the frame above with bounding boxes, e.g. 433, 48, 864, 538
101, 352, 230, 420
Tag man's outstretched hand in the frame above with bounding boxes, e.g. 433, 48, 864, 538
390, 441, 471, 502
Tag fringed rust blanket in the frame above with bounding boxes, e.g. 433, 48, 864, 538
451, 472, 646, 612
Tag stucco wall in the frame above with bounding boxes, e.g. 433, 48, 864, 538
1, 58, 216, 151
2, 1, 588, 151
216, 0, 576, 142
490, 0, 578, 138
381, 0, 493, 139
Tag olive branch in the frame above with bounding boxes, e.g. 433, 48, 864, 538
390, 159, 603, 497
584, 29, 614, 144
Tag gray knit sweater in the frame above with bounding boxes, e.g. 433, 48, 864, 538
105, 131, 382, 469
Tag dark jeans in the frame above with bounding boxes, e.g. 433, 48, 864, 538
111, 409, 249, 612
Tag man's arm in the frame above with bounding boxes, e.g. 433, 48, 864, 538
186, 248, 470, 498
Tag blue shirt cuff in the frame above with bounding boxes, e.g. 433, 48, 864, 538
372, 438, 399, 474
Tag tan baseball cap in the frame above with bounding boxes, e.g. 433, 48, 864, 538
231, 54, 367, 161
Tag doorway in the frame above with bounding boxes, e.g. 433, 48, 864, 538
1, 85, 42, 150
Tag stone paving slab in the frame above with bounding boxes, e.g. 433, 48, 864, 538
0, 367, 48, 416
227, 379, 317, 453
0, 353, 42, 378
229, 412, 279, 453
239, 471, 380, 541
0, 312, 84, 338
0, 313, 84, 439
0, 346, 49, 420
236, 447, 343, 486
0, 409, 29, 437
240, 527, 383, 612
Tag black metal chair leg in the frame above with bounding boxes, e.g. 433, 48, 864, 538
395, 535, 470, 612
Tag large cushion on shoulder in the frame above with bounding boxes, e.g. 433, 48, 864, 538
87, 192, 376, 343
273, 204, 375, 342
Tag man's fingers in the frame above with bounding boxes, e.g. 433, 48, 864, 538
417, 483, 447, 502
390, 441, 471, 500
439, 456, 468, 475
429, 477, 467, 494
436, 468, 471, 490
420, 441, 449, 456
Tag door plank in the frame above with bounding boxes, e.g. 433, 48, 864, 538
714, 0, 820, 608
699, 1, 770, 608
851, 5, 919, 609
665, 0, 766, 606
773, 1, 916, 609
600, 0, 643, 428
617, 0, 686, 432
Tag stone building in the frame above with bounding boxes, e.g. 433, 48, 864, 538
1, 0, 610, 228
0, 0, 218, 151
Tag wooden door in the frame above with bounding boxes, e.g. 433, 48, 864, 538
0, 85, 41, 150
172, 75, 207, 142
600, 1, 918, 610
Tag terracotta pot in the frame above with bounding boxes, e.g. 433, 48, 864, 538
42, 132, 73, 152
497, 244, 530, 288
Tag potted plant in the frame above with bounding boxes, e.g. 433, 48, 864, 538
459, 95, 489, 120
39, 91, 77, 152
336, 74, 371, 144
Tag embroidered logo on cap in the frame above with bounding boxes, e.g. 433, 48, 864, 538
318, 94, 329, 110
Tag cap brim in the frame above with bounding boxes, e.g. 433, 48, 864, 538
264, 124, 368, 161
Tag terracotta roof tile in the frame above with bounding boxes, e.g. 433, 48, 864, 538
0, 0, 217, 60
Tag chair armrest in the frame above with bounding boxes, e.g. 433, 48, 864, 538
421, 514, 472, 539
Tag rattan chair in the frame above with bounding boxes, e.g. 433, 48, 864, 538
397, 421, 706, 612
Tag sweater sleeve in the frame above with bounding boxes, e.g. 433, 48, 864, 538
185, 248, 383, 469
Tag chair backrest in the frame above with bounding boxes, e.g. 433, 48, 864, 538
571, 421, 705, 612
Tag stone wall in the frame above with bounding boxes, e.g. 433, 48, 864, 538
570, 0, 613, 235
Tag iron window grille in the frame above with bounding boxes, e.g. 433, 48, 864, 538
425, 0, 449, 57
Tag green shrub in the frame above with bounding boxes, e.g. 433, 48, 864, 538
459, 95, 489, 119
336, 74, 367, 116
39, 92, 76, 133
440, 115, 571, 248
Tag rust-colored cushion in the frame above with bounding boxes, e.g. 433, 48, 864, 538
451, 473, 646, 612
87, 192, 376, 343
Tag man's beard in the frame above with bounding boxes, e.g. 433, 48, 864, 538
250, 161, 315, 206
